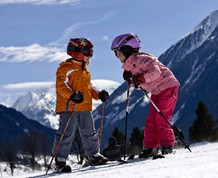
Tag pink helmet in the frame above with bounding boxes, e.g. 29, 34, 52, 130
111, 33, 141, 51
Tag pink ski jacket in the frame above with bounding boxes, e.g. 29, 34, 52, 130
122, 53, 180, 95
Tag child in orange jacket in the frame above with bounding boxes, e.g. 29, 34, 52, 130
52, 38, 109, 172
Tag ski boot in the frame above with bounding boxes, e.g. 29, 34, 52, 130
161, 145, 173, 155
83, 153, 108, 167
55, 158, 71, 173
139, 148, 155, 158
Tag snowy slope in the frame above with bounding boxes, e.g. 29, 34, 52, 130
13, 79, 120, 129
2, 142, 218, 178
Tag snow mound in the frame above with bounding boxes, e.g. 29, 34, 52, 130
3, 141, 218, 178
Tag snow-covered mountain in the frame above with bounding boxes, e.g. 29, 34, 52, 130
93, 10, 218, 148
159, 10, 218, 135
162, 10, 218, 69
13, 79, 120, 129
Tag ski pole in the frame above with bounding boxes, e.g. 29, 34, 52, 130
99, 102, 104, 150
124, 83, 131, 159
46, 104, 76, 174
139, 86, 192, 153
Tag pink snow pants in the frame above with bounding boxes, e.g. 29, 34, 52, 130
143, 86, 178, 148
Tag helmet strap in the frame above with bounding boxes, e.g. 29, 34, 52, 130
82, 61, 86, 70
121, 46, 139, 62
71, 58, 82, 63
66, 58, 73, 62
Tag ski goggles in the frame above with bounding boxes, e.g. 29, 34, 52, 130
113, 49, 121, 57
83, 47, 93, 57
67, 46, 93, 57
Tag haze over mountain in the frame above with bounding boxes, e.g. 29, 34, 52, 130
13, 79, 120, 129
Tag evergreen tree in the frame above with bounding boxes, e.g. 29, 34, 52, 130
112, 127, 125, 145
189, 101, 218, 143
129, 127, 143, 154
1, 141, 17, 176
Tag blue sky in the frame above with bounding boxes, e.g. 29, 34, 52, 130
0, 0, 218, 106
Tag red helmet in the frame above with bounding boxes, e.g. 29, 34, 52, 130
67, 38, 94, 61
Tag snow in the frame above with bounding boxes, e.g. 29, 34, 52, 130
181, 60, 205, 91
171, 103, 185, 125
1, 142, 218, 178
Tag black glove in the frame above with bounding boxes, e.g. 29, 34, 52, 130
123, 70, 132, 83
132, 75, 144, 88
70, 91, 84, 103
99, 90, 109, 102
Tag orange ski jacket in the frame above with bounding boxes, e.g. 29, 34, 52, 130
55, 59, 99, 114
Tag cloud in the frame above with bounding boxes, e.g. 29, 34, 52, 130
0, 44, 68, 63
0, 0, 81, 5
1, 81, 54, 90
0, 81, 55, 106
0, 11, 117, 63
102, 36, 109, 41
49, 11, 117, 46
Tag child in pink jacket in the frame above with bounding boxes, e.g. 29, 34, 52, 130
111, 33, 180, 157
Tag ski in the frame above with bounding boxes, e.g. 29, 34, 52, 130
152, 154, 165, 159
30, 155, 167, 177
126, 153, 165, 162
81, 159, 127, 168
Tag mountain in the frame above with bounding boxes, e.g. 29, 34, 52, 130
13, 86, 58, 128
0, 104, 55, 153
13, 79, 120, 129
159, 10, 218, 135
93, 10, 218, 148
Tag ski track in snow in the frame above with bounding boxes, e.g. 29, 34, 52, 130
2, 142, 218, 178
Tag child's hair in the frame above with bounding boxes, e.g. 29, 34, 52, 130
66, 57, 87, 70
120, 45, 139, 59
135, 52, 154, 57
121, 45, 154, 59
